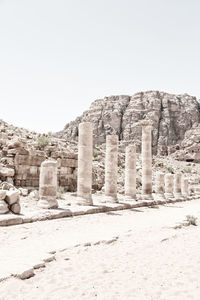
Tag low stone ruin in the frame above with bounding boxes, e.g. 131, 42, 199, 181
0, 125, 78, 192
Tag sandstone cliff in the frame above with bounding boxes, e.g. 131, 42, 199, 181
56, 91, 200, 156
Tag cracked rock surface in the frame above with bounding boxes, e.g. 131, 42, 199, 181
57, 91, 200, 156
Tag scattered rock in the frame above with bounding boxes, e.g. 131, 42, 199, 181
5, 190, 20, 205
10, 203, 21, 214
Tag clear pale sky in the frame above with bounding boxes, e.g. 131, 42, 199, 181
0, 0, 200, 133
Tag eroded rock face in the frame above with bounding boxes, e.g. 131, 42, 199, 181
172, 123, 200, 162
57, 91, 200, 155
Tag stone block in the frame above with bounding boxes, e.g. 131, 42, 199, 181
0, 200, 9, 214
60, 167, 73, 175
0, 167, 15, 177
61, 159, 78, 168
29, 166, 38, 176
14, 154, 30, 165
5, 190, 20, 205
0, 190, 6, 200
10, 203, 21, 214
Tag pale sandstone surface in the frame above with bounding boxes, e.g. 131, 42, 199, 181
0, 200, 200, 299
141, 121, 153, 199
76, 122, 93, 205
124, 145, 136, 200
38, 160, 58, 209
104, 135, 118, 203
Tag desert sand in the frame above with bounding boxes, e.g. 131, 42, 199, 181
0, 199, 200, 299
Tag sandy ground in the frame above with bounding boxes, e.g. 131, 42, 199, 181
0, 199, 200, 299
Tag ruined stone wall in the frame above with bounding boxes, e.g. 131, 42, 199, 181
0, 140, 78, 191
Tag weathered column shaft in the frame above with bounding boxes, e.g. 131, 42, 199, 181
125, 145, 136, 200
141, 121, 153, 200
105, 135, 118, 203
174, 173, 182, 199
182, 178, 189, 197
38, 159, 58, 209
155, 172, 165, 200
164, 174, 174, 199
76, 122, 93, 205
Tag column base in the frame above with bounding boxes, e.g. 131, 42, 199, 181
0, 200, 9, 214
103, 195, 118, 203
38, 199, 58, 209
73, 196, 93, 206
141, 193, 153, 200
124, 195, 136, 201
182, 193, 191, 199
164, 193, 174, 199
174, 193, 184, 200
154, 194, 165, 201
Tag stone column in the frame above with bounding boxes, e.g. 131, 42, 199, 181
174, 173, 182, 199
141, 120, 153, 200
0, 190, 8, 214
38, 159, 58, 209
76, 122, 93, 205
125, 145, 136, 200
164, 174, 174, 199
105, 135, 118, 203
155, 172, 165, 200
182, 178, 189, 198
194, 186, 200, 198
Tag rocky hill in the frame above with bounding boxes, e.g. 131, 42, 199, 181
56, 91, 200, 158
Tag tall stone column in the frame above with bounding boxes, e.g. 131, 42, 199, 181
182, 178, 189, 198
105, 135, 118, 203
174, 173, 182, 199
164, 174, 174, 199
38, 159, 58, 209
76, 122, 93, 205
141, 120, 153, 200
125, 145, 136, 200
155, 172, 165, 200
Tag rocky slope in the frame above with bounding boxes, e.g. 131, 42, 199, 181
56, 91, 200, 157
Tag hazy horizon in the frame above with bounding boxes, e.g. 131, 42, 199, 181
1, 0, 200, 133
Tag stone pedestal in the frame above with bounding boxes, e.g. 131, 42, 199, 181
164, 174, 174, 199
76, 122, 93, 206
141, 121, 153, 200
174, 173, 183, 199
182, 178, 189, 198
155, 172, 165, 200
38, 160, 58, 209
125, 145, 136, 200
105, 135, 118, 203
0, 190, 9, 214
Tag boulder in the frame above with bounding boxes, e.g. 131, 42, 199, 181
5, 190, 20, 205
0, 190, 6, 200
19, 188, 28, 197
10, 203, 21, 214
